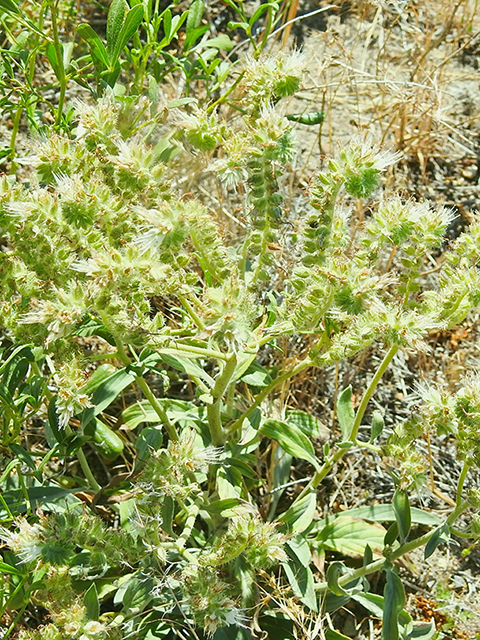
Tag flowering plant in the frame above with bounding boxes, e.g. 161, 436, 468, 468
1, 53, 480, 639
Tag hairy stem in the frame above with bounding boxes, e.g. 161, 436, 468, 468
292, 345, 399, 506
207, 353, 237, 446
114, 340, 179, 442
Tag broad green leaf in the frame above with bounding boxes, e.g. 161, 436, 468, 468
384, 522, 399, 546
337, 386, 355, 440
382, 569, 405, 640
240, 363, 272, 387
287, 410, 329, 440
119, 575, 154, 614
203, 498, 252, 517
370, 410, 384, 441
84, 583, 99, 620
282, 559, 317, 611
315, 516, 386, 558
186, 0, 204, 32
136, 425, 163, 461
286, 535, 311, 568
183, 24, 209, 51
204, 34, 234, 50
162, 8, 172, 40
122, 400, 160, 429
351, 592, 412, 628
424, 523, 449, 560
326, 561, 349, 596
167, 97, 197, 109
74, 316, 115, 345
88, 368, 136, 418
107, 0, 127, 59
286, 111, 325, 125
284, 537, 317, 610
260, 419, 319, 469
393, 489, 411, 544
278, 492, 316, 534
314, 504, 441, 528
76, 24, 110, 70
82, 364, 116, 395
89, 418, 124, 461
112, 4, 144, 62
268, 444, 292, 519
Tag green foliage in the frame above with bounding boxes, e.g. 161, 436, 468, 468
1, 45, 480, 640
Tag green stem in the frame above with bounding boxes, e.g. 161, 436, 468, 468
114, 340, 179, 442
226, 359, 311, 436
456, 460, 470, 506
206, 71, 245, 113
76, 447, 102, 492
293, 346, 399, 506
176, 502, 200, 550
135, 375, 179, 442
315, 500, 468, 594
50, 0, 67, 127
178, 294, 206, 331
207, 353, 237, 446
350, 345, 399, 441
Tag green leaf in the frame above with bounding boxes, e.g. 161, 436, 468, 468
74, 316, 115, 345
203, 498, 251, 517
186, 0, 204, 32
0, 0, 20, 14
424, 523, 449, 560
107, 0, 127, 59
0, 561, 24, 576
287, 410, 329, 440
408, 619, 436, 639
382, 569, 405, 640
112, 4, 144, 62
85, 368, 136, 421
282, 559, 317, 611
82, 364, 117, 396
314, 504, 441, 528
227, 20, 249, 31
249, 2, 278, 27
370, 410, 384, 441
284, 537, 317, 610
393, 489, 411, 544
315, 516, 386, 558
260, 419, 319, 469
278, 492, 316, 534
76, 24, 110, 74
337, 386, 355, 440
163, 8, 172, 40
122, 400, 160, 429
268, 444, 292, 519
351, 592, 412, 628
326, 629, 351, 640
160, 353, 214, 388
384, 522, 399, 546
89, 418, 124, 461
240, 363, 272, 387
204, 34, 234, 50
326, 561, 349, 596
84, 583, 99, 620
